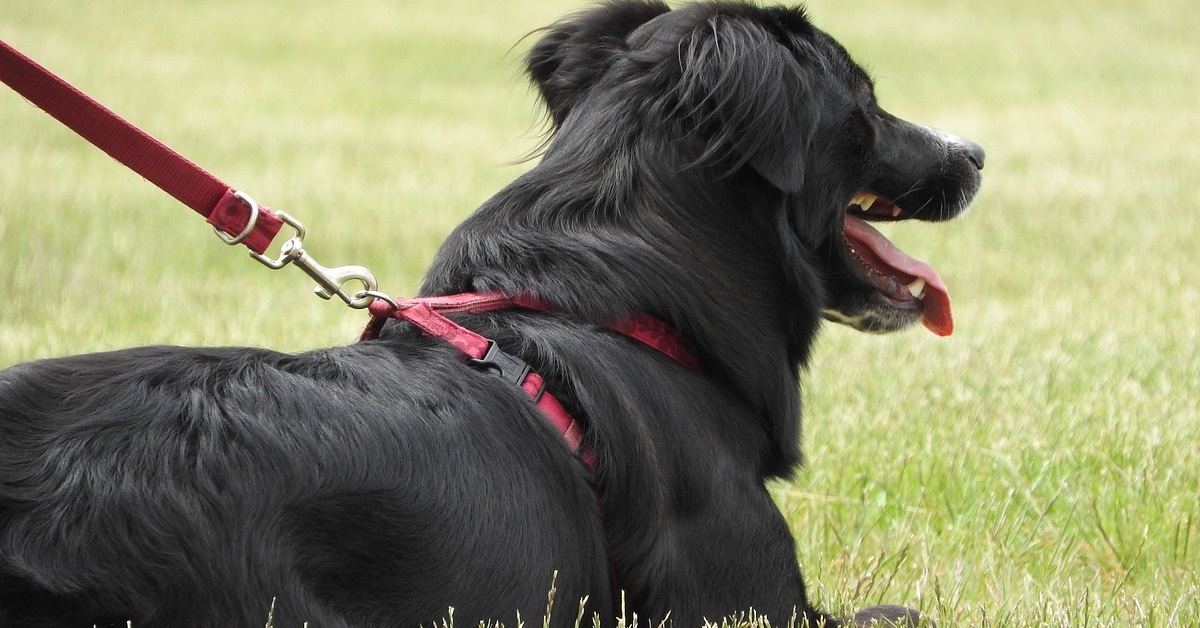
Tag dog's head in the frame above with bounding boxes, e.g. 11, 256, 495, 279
526, 0, 984, 337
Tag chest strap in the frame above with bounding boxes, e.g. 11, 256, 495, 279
360, 292, 700, 470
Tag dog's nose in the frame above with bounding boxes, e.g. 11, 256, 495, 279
924, 125, 986, 171
964, 141, 986, 170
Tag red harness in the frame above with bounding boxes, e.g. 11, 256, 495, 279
360, 292, 700, 470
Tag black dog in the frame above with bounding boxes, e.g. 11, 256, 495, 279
0, 2, 983, 626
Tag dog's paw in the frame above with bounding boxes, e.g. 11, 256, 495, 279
851, 605, 933, 627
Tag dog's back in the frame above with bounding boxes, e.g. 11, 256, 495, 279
0, 341, 610, 627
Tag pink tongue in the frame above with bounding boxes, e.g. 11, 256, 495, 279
843, 215, 953, 336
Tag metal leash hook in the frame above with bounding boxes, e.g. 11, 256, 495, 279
251, 212, 378, 309
216, 192, 380, 309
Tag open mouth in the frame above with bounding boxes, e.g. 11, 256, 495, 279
843, 192, 953, 336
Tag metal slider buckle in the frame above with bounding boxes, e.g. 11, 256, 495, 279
212, 190, 260, 246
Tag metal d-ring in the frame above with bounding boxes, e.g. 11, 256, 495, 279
213, 190, 260, 246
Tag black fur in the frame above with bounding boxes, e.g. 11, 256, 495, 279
0, 2, 982, 626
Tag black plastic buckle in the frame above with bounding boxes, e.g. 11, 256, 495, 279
469, 341, 531, 388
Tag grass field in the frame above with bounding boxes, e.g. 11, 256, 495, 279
2, 0, 1198, 625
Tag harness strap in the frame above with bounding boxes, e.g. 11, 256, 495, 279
508, 294, 702, 371
363, 292, 701, 470
389, 299, 590, 464
0, 39, 283, 254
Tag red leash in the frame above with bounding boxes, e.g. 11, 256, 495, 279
0, 39, 283, 254
0, 38, 383, 307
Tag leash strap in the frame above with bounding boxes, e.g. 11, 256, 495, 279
0, 38, 283, 254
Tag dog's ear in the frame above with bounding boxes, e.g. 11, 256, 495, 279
675, 11, 820, 192
527, 0, 671, 126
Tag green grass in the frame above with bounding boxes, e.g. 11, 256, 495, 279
2, 0, 1198, 625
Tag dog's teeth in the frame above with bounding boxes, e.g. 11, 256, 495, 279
891, 206, 903, 217
850, 193, 876, 211
906, 278, 926, 299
